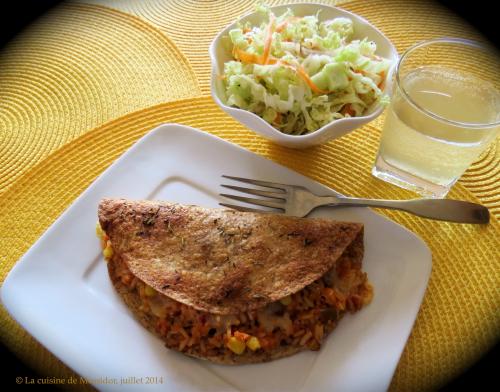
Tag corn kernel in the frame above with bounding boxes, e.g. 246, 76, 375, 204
280, 296, 291, 306
246, 336, 261, 351
144, 285, 156, 297
95, 222, 103, 238
227, 336, 246, 355
103, 245, 113, 259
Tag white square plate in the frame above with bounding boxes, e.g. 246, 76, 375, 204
1, 124, 431, 392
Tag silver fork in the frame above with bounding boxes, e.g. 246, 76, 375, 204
219, 175, 490, 224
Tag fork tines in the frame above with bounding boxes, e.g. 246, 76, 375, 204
219, 175, 287, 213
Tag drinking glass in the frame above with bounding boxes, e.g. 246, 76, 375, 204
372, 38, 500, 198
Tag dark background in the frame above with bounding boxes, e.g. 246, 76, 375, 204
0, 0, 498, 390
0, 0, 498, 49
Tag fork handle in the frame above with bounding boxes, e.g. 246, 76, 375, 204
327, 197, 490, 224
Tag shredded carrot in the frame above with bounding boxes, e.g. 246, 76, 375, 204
377, 71, 386, 89
294, 64, 331, 94
276, 16, 301, 33
322, 287, 337, 305
120, 273, 133, 287
259, 336, 278, 350
353, 69, 368, 77
234, 48, 279, 65
265, 57, 279, 65
234, 331, 251, 342
275, 21, 287, 33
274, 112, 282, 125
261, 13, 276, 65
234, 48, 263, 64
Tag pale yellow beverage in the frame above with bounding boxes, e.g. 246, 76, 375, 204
374, 65, 500, 197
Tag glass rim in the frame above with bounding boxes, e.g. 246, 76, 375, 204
395, 37, 500, 128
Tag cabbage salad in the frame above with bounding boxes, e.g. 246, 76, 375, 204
222, 5, 392, 135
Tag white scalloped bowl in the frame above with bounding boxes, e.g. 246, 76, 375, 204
210, 3, 398, 149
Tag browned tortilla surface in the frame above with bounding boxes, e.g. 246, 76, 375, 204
98, 199, 363, 314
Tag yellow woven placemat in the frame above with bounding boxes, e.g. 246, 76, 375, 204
0, 2, 200, 193
0, 0, 499, 391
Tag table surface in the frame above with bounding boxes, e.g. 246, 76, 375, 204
0, 1, 498, 391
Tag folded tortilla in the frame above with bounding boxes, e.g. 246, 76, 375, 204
98, 198, 372, 364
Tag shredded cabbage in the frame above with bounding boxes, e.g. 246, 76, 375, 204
222, 6, 392, 135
